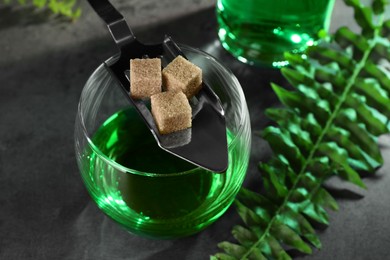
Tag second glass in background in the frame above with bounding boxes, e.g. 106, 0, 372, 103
217, 0, 335, 67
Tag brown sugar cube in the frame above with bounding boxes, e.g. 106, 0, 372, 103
130, 58, 162, 99
151, 91, 192, 135
162, 55, 202, 99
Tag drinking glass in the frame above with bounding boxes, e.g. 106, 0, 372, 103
74, 45, 251, 238
217, 0, 336, 67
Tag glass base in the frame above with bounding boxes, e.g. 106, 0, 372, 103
218, 28, 295, 68
216, 0, 335, 68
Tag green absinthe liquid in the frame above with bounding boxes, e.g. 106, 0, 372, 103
83, 107, 242, 236
217, 0, 335, 67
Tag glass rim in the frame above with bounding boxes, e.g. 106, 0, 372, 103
79, 44, 248, 177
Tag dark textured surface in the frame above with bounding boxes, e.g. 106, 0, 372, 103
0, 1, 390, 259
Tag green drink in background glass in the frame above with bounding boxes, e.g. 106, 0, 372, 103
216, 0, 335, 67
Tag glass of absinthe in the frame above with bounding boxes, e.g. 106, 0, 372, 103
74, 45, 251, 238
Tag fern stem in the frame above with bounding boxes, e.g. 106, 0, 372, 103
240, 12, 385, 260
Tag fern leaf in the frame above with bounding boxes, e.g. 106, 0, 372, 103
213, 0, 390, 259
3, 0, 81, 20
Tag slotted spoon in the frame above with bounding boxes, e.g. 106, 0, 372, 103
87, 0, 228, 173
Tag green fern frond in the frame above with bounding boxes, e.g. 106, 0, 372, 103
213, 0, 390, 259
3, 0, 81, 20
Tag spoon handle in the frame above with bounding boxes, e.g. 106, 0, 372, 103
87, 0, 136, 49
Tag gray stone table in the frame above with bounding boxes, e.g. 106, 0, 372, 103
0, 0, 389, 259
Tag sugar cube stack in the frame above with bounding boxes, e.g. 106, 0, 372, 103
130, 58, 162, 99
151, 91, 192, 135
162, 56, 202, 99
129, 56, 202, 135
